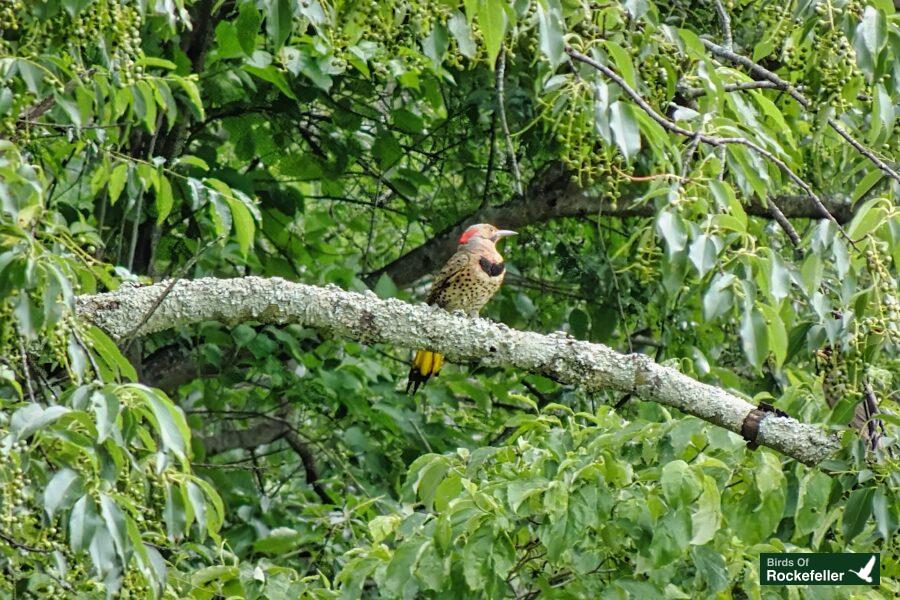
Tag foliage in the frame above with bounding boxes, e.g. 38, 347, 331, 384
0, 0, 898, 598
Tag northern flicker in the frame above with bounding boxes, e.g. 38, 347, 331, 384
406, 223, 517, 393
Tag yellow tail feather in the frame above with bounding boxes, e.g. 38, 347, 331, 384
406, 350, 444, 393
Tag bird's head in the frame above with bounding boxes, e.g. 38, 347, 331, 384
458, 223, 517, 246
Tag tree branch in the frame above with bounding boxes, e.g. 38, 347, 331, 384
367, 163, 851, 287
75, 277, 841, 466
200, 415, 333, 503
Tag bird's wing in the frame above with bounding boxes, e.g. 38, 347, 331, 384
426, 250, 470, 306
861, 555, 876, 576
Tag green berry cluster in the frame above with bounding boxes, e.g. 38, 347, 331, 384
341, 1, 467, 76
781, 2, 865, 112
864, 246, 899, 343
0, 0, 24, 33
6, 1, 145, 85
817, 345, 854, 407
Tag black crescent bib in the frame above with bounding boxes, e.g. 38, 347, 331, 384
479, 257, 505, 277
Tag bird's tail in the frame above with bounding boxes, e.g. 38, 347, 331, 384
406, 350, 444, 394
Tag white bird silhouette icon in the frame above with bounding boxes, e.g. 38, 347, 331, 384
848, 555, 876, 583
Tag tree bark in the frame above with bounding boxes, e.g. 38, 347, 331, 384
75, 276, 841, 466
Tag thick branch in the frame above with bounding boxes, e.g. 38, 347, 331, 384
76, 277, 841, 465
202, 419, 290, 455
368, 164, 851, 287
200, 416, 332, 503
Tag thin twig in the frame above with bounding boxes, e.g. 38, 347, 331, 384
71, 327, 101, 379
862, 381, 882, 452
17, 338, 36, 403
496, 48, 523, 196
713, 0, 733, 51
700, 39, 900, 185
0, 530, 50, 554
480, 112, 498, 209
15, 68, 97, 128
612, 165, 685, 182
679, 80, 780, 99
766, 197, 802, 248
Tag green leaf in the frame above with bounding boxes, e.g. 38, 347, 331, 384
154, 174, 174, 224
264, 0, 293, 51
710, 180, 746, 231
759, 304, 787, 369
108, 163, 128, 205
383, 541, 422, 596
99, 494, 129, 564
224, 195, 256, 256
703, 272, 735, 321
506, 478, 547, 514
872, 488, 897, 540
44, 468, 83, 518
90, 390, 120, 444
661, 460, 701, 507
842, 487, 874, 542
135, 56, 177, 70
688, 234, 718, 278
767, 249, 791, 304
448, 11, 476, 59
795, 470, 832, 535
414, 456, 450, 511
374, 273, 397, 299
847, 198, 888, 240
851, 170, 883, 203
649, 509, 691, 567
740, 302, 768, 370
243, 64, 298, 99
236, 1, 262, 56
10, 403, 71, 440
603, 41, 638, 89
422, 24, 449, 68
128, 385, 190, 458
656, 210, 687, 257
609, 101, 641, 161
173, 78, 205, 119
853, 7, 886, 75
477, 0, 508, 68
69, 495, 100, 552
84, 326, 137, 381
536, 0, 564, 67
186, 481, 208, 538
215, 22, 245, 58
690, 475, 721, 545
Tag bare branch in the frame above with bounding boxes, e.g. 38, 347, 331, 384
496, 48, 523, 196
713, 0, 733, 51
679, 80, 780, 99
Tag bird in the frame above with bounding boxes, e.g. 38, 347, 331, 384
406, 223, 517, 393
848, 555, 876, 583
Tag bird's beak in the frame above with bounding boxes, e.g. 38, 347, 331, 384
493, 230, 517, 241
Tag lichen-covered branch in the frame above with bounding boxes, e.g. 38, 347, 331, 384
75, 277, 841, 465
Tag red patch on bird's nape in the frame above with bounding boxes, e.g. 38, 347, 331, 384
458, 227, 479, 244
